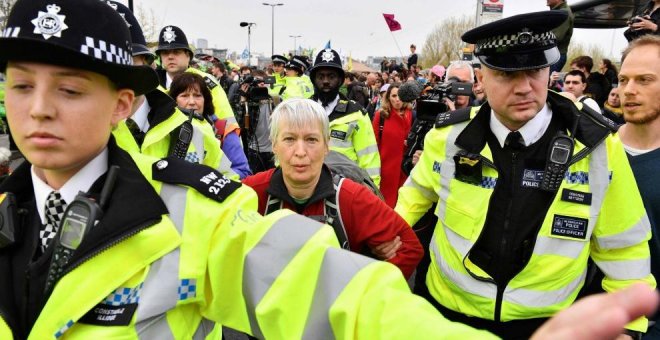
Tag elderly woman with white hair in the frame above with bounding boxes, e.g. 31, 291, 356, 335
242, 98, 423, 279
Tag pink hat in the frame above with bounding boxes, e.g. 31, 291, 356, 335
380, 83, 390, 93
431, 65, 446, 78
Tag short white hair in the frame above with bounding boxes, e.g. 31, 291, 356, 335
270, 98, 330, 145
446, 60, 475, 83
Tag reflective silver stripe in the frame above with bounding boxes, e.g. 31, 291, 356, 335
243, 214, 324, 339
365, 167, 380, 176
225, 115, 238, 126
301, 248, 373, 339
191, 124, 205, 163
435, 124, 464, 223
443, 222, 472, 257
595, 258, 651, 280
504, 269, 587, 308
533, 236, 586, 259
136, 184, 186, 322
595, 214, 651, 249
137, 314, 175, 340
218, 151, 238, 178
356, 144, 379, 157
588, 143, 609, 239
430, 233, 497, 298
329, 139, 353, 149
402, 176, 438, 201
192, 318, 215, 340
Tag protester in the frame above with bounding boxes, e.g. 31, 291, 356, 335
599, 58, 619, 87
562, 70, 602, 113
624, 0, 660, 42
603, 87, 625, 125
569, 55, 611, 108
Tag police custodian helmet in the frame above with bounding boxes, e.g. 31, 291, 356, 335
462, 11, 568, 72
156, 25, 193, 57
0, 0, 158, 95
309, 48, 345, 80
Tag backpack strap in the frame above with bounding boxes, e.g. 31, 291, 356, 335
326, 175, 350, 250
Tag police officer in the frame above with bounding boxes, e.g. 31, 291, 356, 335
280, 55, 313, 100
155, 24, 237, 126
396, 11, 654, 339
103, 1, 236, 179
310, 48, 381, 186
270, 54, 287, 91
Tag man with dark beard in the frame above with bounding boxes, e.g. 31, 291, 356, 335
309, 48, 381, 186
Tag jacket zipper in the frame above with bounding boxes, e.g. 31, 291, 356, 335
494, 150, 518, 322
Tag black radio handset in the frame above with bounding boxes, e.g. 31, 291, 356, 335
169, 109, 194, 159
44, 166, 120, 294
540, 114, 579, 192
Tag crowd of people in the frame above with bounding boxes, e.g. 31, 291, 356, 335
0, 0, 659, 339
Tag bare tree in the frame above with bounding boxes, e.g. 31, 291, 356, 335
135, 3, 159, 46
0, 0, 16, 31
420, 15, 474, 69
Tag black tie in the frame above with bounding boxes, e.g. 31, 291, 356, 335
504, 131, 524, 150
126, 118, 145, 146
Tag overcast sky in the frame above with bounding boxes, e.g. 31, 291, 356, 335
122, 0, 629, 61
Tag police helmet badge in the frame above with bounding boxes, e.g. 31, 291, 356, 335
321, 49, 334, 63
162, 26, 176, 43
31, 4, 68, 40
517, 28, 533, 45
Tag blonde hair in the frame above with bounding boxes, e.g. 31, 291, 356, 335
379, 83, 412, 119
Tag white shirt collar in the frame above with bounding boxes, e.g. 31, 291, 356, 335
489, 104, 552, 148
31, 148, 109, 224
166, 72, 173, 89
319, 95, 340, 116
131, 98, 151, 132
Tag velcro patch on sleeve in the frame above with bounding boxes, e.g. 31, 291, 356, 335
551, 214, 589, 240
152, 157, 241, 203
79, 303, 137, 326
435, 108, 471, 128
561, 189, 592, 205
330, 130, 348, 141
204, 76, 218, 90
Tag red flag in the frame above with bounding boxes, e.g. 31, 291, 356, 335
382, 13, 401, 32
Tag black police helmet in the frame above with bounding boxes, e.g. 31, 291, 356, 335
462, 11, 567, 72
156, 25, 193, 57
310, 48, 345, 81
105, 1, 156, 64
0, 0, 158, 95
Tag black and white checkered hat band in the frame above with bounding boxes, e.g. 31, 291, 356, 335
478, 31, 555, 50
273, 57, 287, 63
80, 36, 132, 65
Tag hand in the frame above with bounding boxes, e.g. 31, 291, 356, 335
631, 17, 658, 32
531, 283, 658, 340
370, 236, 402, 260
412, 150, 423, 166
550, 71, 561, 82
443, 97, 456, 112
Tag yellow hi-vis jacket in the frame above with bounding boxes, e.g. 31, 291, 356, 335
113, 90, 237, 179
395, 92, 655, 332
280, 76, 314, 100
0, 143, 496, 339
328, 98, 381, 186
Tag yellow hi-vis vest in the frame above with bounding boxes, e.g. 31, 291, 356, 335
396, 98, 654, 332
185, 67, 237, 126
328, 100, 381, 186
1, 151, 497, 339
113, 101, 237, 180
281, 76, 314, 100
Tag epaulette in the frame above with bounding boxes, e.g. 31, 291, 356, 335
580, 103, 618, 132
346, 99, 368, 116
192, 113, 205, 121
435, 107, 472, 128
178, 107, 206, 121
335, 100, 349, 113
203, 76, 218, 90
152, 157, 241, 203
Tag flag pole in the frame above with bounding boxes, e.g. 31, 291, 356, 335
389, 30, 405, 62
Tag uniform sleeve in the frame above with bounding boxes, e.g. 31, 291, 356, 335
205, 206, 496, 339
589, 137, 656, 332
211, 84, 237, 125
341, 182, 423, 279
395, 128, 443, 226
222, 131, 252, 179
353, 112, 381, 187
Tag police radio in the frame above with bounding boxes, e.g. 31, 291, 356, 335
44, 166, 119, 294
168, 109, 194, 159
540, 132, 574, 192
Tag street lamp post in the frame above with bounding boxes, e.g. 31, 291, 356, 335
289, 35, 301, 55
262, 2, 283, 56
240, 22, 256, 66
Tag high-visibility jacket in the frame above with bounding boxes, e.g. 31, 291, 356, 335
396, 91, 655, 332
113, 89, 237, 179
268, 72, 286, 98
0, 141, 496, 339
280, 76, 314, 100
327, 97, 381, 186
157, 67, 237, 125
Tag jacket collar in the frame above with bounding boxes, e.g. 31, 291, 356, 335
266, 165, 335, 210
455, 91, 614, 153
145, 89, 177, 128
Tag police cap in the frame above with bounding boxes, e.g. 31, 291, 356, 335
105, 1, 156, 64
462, 11, 567, 72
309, 48, 345, 81
0, 0, 158, 95
286, 57, 306, 73
271, 54, 288, 65
156, 25, 193, 57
